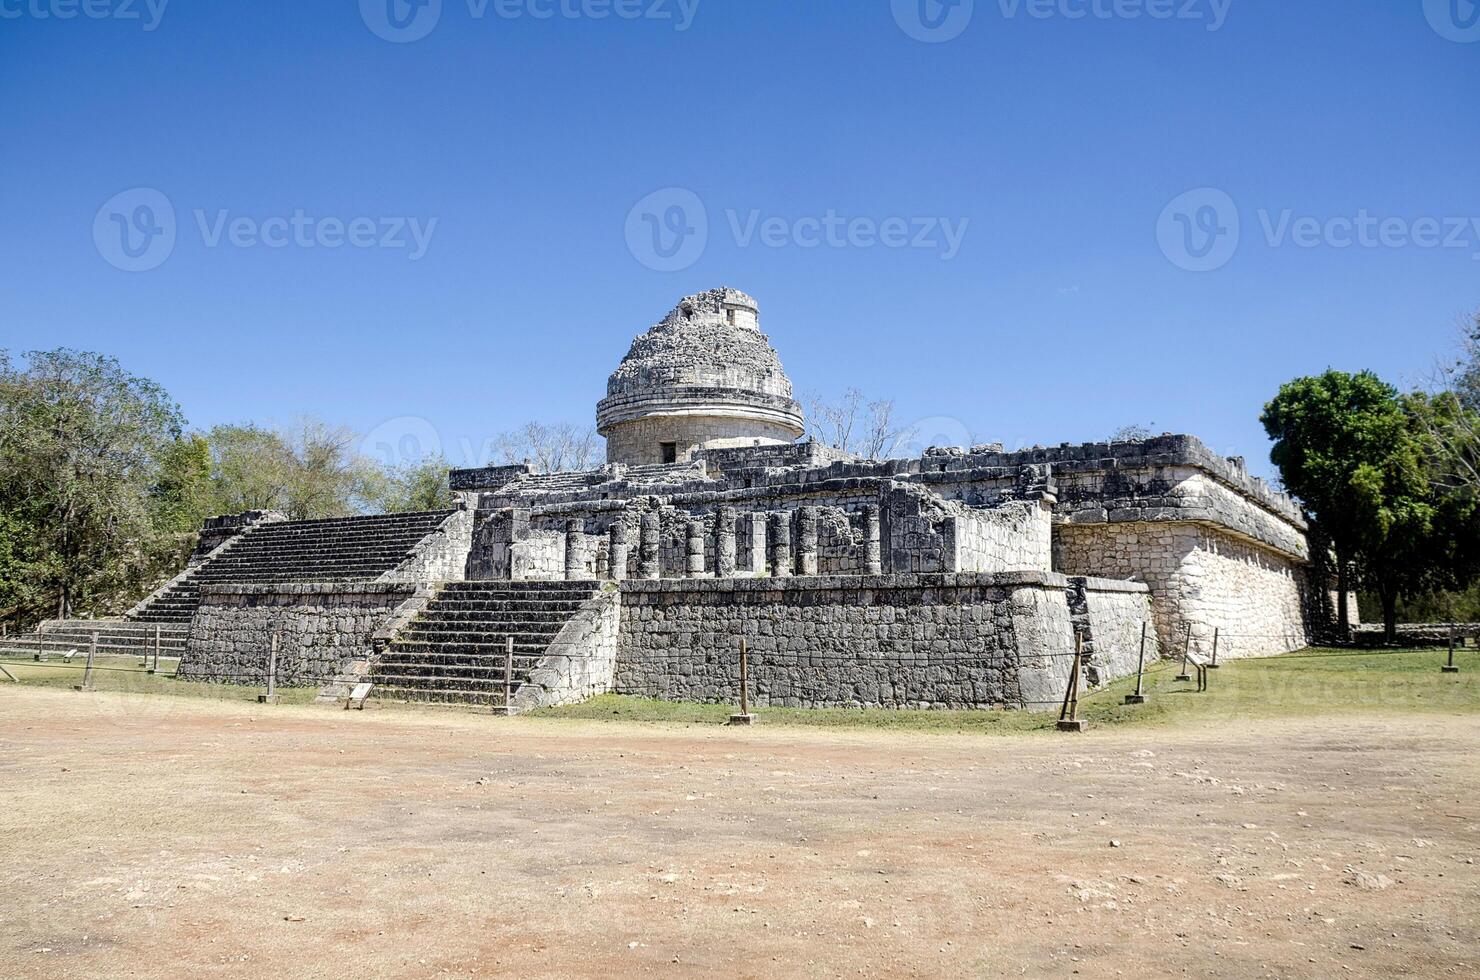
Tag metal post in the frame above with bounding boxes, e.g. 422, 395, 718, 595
1444, 626, 1461, 674
35, 623, 46, 662
1207, 627, 1221, 669
729, 636, 756, 725
1058, 632, 1087, 732
75, 632, 97, 691
503, 635, 514, 715
259, 633, 279, 703
149, 625, 161, 675
1125, 621, 1149, 705
1174, 623, 1192, 682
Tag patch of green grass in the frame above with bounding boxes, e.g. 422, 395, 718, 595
0, 653, 319, 706
528, 647, 1479, 734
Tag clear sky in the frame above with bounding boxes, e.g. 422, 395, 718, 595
2, 0, 1477, 477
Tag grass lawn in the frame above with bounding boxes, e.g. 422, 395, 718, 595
0, 651, 320, 706
2, 646, 1474, 732
527, 646, 1480, 734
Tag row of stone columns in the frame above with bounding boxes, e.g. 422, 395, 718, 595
584, 504, 882, 582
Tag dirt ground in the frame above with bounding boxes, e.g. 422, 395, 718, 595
2, 687, 1477, 979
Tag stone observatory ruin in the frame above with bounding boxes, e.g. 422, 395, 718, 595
79, 286, 1321, 712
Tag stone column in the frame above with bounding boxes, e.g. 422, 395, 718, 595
747, 512, 768, 576
639, 511, 661, 580
768, 512, 792, 579
796, 506, 819, 577
564, 520, 584, 581
595, 540, 609, 581
685, 519, 706, 577
608, 521, 629, 582
715, 507, 737, 578
863, 505, 883, 575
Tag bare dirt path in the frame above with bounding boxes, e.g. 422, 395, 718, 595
1, 686, 1477, 979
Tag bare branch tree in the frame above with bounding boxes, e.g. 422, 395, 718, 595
1421, 311, 1480, 495
494, 422, 601, 473
808, 389, 916, 460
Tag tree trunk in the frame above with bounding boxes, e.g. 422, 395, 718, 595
1380, 587, 1398, 646
1335, 547, 1350, 639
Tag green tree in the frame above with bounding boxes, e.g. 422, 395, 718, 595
1263, 373, 1478, 642
1262, 371, 1407, 637
359, 457, 452, 513
206, 418, 378, 520
0, 349, 185, 620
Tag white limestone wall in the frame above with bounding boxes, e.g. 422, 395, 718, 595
604, 414, 799, 465
379, 509, 474, 584
1054, 522, 1309, 659
951, 499, 1052, 574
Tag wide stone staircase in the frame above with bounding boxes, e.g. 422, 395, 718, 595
129, 511, 456, 624
368, 581, 599, 711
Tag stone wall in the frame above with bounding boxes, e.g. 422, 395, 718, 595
1055, 522, 1308, 659
603, 413, 802, 465
1075, 577, 1158, 683
614, 573, 1082, 710
511, 588, 621, 711
951, 498, 1053, 573
178, 583, 417, 686
379, 508, 474, 583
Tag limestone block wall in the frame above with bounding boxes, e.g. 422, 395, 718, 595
511, 588, 621, 711
511, 530, 565, 581
604, 414, 800, 465
614, 572, 1080, 710
379, 508, 474, 584
1076, 577, 1159, 683
1054, 523, 1308, 659
178, 583, 417, 686
951, 499, 1052, 573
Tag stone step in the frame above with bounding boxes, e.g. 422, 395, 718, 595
419, 598, 589, 611
368, 685, 508, 707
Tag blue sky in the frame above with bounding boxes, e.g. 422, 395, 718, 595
2, 0, 1477, 478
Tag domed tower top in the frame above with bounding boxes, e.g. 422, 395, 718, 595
597, 287, 806, 465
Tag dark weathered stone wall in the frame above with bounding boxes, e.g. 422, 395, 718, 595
614, 573, 1082, 710
178, 583, 418, 686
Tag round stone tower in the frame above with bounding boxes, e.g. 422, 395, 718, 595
597, 287, 806, 465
